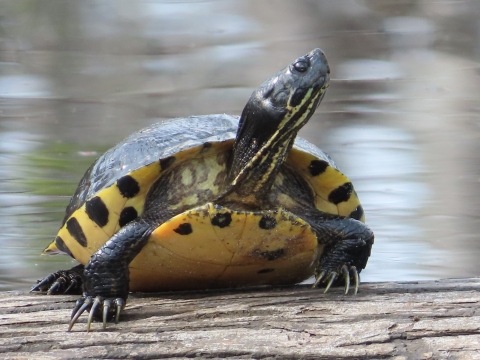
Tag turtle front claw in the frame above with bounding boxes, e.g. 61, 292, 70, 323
31, 265, 84, 295
312, 265, 360, 295
69, 294, 126, 332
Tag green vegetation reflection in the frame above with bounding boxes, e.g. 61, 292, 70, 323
23, 141, 108, 196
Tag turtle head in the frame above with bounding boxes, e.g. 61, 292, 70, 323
254, 47, 330, 125
232, 49, 330, 170
236, 48, 330, 150
225, 48, 330, 202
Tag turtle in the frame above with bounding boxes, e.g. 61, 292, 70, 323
32, 48, 374, 331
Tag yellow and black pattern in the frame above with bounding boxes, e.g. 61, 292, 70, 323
43, 141, 231, 264
286, 148, 365, 222
44, 135, 364, 278
44, 161, 162, 264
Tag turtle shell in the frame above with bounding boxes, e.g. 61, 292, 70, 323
44, 114, 365, 291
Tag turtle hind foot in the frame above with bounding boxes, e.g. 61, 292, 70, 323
69, 294, 126, 332
312, 264, 360, 295
31, 264, 84, 295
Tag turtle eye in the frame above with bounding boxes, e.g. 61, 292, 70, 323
292, 59, 309, 73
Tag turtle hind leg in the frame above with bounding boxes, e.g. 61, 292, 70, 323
31, 264, 84, 295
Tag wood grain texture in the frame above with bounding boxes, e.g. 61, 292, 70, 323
1, 278, 479, 359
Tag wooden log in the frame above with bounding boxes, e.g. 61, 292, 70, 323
1, 278, 479, 359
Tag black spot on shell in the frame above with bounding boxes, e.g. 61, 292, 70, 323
349, 205, 364, 221
117, 175, 140, 198
66, 217, 87, 247
160, 156, 176, 171
55, 236, 73, 257
290, 87, 308, 107
119, 206, 138, 227
173, 223, 193, 235
85, 196, 109, 227
200, 142, 213, 154
259, 215, 277, 230
211, 213, 232, 228
257, 268, 275, 274
328, 182, 353, 205
308, 160, 329, 176
254, 248, 285, 261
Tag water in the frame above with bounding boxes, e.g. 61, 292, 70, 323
1, 0, 480, 291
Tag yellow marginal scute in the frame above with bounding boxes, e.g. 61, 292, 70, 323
94, 184, 128, 238
126, 161, 162, 190
42, 241, 59, 254
124, 160, 162, 210
53, 207, 112, 264
118, 161, 163, 231
338, 191, 365, 222
44, 160, 164, 262
286, 149, 365, 221
44, 185, 129, 263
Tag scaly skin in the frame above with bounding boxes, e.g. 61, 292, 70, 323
68, 219, 153, 331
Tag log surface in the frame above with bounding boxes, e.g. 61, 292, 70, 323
1, 278, 479, 359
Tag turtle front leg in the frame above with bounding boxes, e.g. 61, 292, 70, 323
69, 219, 152, 332
310, 215, 374, 294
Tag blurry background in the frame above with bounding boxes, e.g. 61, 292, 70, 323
1, 0, 480, 291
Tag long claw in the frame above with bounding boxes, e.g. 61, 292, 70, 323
30, 282, 43, 293
351, 266, 359, 295
64, 280, 77, 294
115, 307, 121, 325
68, 297, 92, 331
312, 271, 326, 288
341, 265, 350, 294
324, 272, 337, 293
87, 297, 102, 332
115, 299, 125, 324
103, 300, 112, 329
71, 299, 83, 320
31, 275, 53, 292
47, 281, 61, 295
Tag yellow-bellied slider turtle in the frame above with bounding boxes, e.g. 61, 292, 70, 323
33, 48, 374, 331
